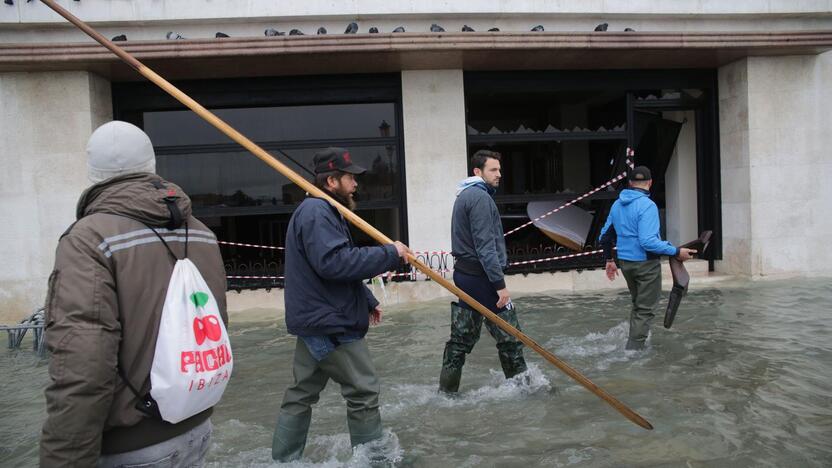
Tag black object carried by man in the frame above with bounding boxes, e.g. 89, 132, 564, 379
664, 231, 712, 328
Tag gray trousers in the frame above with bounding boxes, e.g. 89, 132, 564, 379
273, 337, 382, 461
97, 419, 212, 468
620, 259, 662, 348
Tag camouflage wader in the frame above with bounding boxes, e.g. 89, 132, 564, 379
619, 258, 662, 350
439, 302, 527, 393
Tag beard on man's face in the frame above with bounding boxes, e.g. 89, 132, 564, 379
327, 184, 357, 211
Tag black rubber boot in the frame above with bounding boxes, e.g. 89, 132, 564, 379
439, 365, 462, 394
498, 345, 528, 379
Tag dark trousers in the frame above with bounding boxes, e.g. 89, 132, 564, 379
620, 259, 662, 349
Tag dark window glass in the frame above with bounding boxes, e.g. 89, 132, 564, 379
466, 90, 626, 137
144, 103, 397, 146
156, 144, 400, 217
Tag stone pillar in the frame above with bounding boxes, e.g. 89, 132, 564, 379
717, 52, 832, 277
0, 71, 112, 322
717, 59, 753, 275
401, 70, 468, 253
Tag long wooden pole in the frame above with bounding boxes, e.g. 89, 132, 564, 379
40, 0, 652, 431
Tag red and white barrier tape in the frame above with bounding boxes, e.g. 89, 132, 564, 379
226, 269, 452, 282
508, 248, 607, 267
219, 239, 451, 257
218, 240, 285, 250
226, 250, 613, 282
227, 275, 285, 280
503, 155, 634, 238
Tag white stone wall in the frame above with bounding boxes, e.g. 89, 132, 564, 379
717, 51, 832, 277
401, 70, 468, 254
0, 71, 111, 322
2, 0, 831, 43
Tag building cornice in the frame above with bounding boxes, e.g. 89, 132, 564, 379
1, 31, 830, 79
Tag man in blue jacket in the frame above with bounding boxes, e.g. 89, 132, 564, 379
599, 166, 696, 350
272, 147, 411, 462
439, 149, 527, 394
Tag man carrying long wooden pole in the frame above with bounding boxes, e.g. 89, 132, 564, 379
272, 148, 411, 462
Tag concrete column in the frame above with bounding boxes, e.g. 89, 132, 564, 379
717, 59, 753, 276
0, 71, 112, 322
401, 70, 468, 253
745, 52, 832, 277
717, 52, 832, 277
663, 110, 698, 246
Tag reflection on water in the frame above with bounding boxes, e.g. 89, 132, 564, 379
2, 279, 832, 467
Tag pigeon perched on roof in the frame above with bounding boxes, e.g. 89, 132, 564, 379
317, 27, 327, 35
624, 27, 635, 32
215, 32, 229, 38
265, 28, 284, 37
462, 25, 475, 32
594, 23, 608, 32
111, 34, 127, 41
488, 27, 500, 32
344, 22, 358, 34
531, 25, 544, 32
369, 27, 379, 33
392, 26, 406, 33
166, 31, 185, 40
430, 24, 445, 32
289, 29, 304, 35
4, 0, 14, 6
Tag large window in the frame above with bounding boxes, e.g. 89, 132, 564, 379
465, 71, 721, 273
114, 75, 406, 289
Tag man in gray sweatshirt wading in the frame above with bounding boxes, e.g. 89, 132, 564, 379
439, 150, 528, 394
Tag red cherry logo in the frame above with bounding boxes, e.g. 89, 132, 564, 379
193, 315, 222, 345
193, 318, 207, 345
204, 315, 222, 342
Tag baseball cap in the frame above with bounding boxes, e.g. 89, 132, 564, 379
628, 166, 652, 182
313, 147, 366, 175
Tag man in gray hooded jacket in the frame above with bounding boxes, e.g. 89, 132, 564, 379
40, 121, 227, 467
439, 149, 527, 393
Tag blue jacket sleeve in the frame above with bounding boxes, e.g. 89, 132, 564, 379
300, 202, 400, 281
598, 213, 617, 261
470, 195, 505, 288
637, 202, 679, 256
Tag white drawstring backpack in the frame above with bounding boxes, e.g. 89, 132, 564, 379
146, 225, 233, 423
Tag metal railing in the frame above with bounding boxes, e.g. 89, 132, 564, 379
1, 308, 45, 355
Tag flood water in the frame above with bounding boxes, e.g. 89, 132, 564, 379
2, 278, 831, 467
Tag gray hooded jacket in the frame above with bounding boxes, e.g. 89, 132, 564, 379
451, 176, 508, 289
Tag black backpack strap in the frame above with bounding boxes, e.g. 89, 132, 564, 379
151, 179, 184, 231
144, 221, 189, 261
117, 365, 162, 419
145, 223, 180, 262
